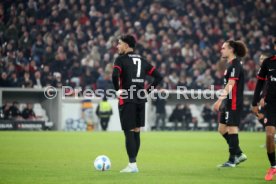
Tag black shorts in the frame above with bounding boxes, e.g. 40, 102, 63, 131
220, 109, 241, 126
119, 102, 145, 130
263, 102, 276, 127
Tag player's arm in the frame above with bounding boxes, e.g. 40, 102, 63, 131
213, 79, 236, 112
259, 82, 267, 107
252, 59, 268, 116
112, 58, 122, 91
145, 66, 163, 93
213, 62, 241, 112
112, 68, 120, 91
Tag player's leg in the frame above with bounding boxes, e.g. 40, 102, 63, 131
261, 101, 276, 180
218, 122, 228, 144
228, 110, 246, 165
264, 125, 276, 180
218, 126, 240, 167
120, 128, 139, 173
217, 111, 235, 167
218, 110, 246, 167
100, 118, 105, 131
121, 103, 146, 172
266, 126, 276, 166
134, 103, 145, 159
101, 118, 106, 131
120, 103, 139, 173
134, 127, 140, 158
124, 129, 137, 162
228, 126, 239, 164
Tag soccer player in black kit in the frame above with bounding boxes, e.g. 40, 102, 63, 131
213, 40, 247, 168
252, 38, 276, 181
112, 35, 162, 173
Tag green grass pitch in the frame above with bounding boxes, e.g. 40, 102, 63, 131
0, 131, 270, 184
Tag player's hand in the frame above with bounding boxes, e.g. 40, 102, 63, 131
213, 99, 222, 112
251, 105, 259, 117
260, 98, 265, 108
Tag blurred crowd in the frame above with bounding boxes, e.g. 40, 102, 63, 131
0, 101, 36, 120
0, 0, 275, 91
153, 99, 263, 132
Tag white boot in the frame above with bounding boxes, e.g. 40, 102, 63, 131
120, 163, 139, 173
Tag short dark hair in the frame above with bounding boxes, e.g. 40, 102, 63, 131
226, 40, 248, 58
120, 34, 136, 49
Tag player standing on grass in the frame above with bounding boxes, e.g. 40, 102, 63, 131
252, 38, 276, 181
213, 40, 248, 168
256, 52, 269, 129
112, 35, 163, 173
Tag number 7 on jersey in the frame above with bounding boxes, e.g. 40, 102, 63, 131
132, 58, 141, 77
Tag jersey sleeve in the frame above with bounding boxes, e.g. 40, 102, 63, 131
144, 60, 156, 76
257, 59, 268, 80
113, 57, 123, 74
112, 57, 123, 91
228, 62, 241, 80
252, 58, 269, 106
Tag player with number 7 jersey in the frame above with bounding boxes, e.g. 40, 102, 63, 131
112, 41, 163, 105
112, 35, 162, 173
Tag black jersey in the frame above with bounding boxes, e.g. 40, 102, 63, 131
112, 52, 162, 105
223, 58, 244, 110
257, 55, 276, 101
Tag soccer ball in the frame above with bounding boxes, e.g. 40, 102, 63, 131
94, 155, 111, 171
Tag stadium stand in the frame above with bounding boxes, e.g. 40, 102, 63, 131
0, 0, 275, 131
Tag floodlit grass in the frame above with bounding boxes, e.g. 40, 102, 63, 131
0, 131, 269, 184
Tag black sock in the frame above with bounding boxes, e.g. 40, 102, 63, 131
224, 133, 243, 157
223, 132, 229, 145
267, 152, 276, 167
134, 132, 140, 158
228, 134, 238, 163
236, 134, 243, 156
124, 130, 136, 163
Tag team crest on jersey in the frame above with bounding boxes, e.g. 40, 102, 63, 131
264, 118, 268, 124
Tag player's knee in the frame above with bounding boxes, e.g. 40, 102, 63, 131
266, 133, 274, 139
218, 127, 226, 134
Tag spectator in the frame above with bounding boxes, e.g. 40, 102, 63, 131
0, 0, 274, 93
22, 103, 36, 120
21, 72, 33, 88
169, 103, 184, 131
96, 96, 113, 131
9, 72, 20, 87
0, 72, 10, 87
33, 70, 43, 88
7, 101, 21, 120
1, 102, 11, 120
201, 103, 217, 131
183, 104, 193, 130
153, 90, 167, 130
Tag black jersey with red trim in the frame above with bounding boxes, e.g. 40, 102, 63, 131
112, 52, 162, 105
223, 58, 244, 110
256, 55, 276, 101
